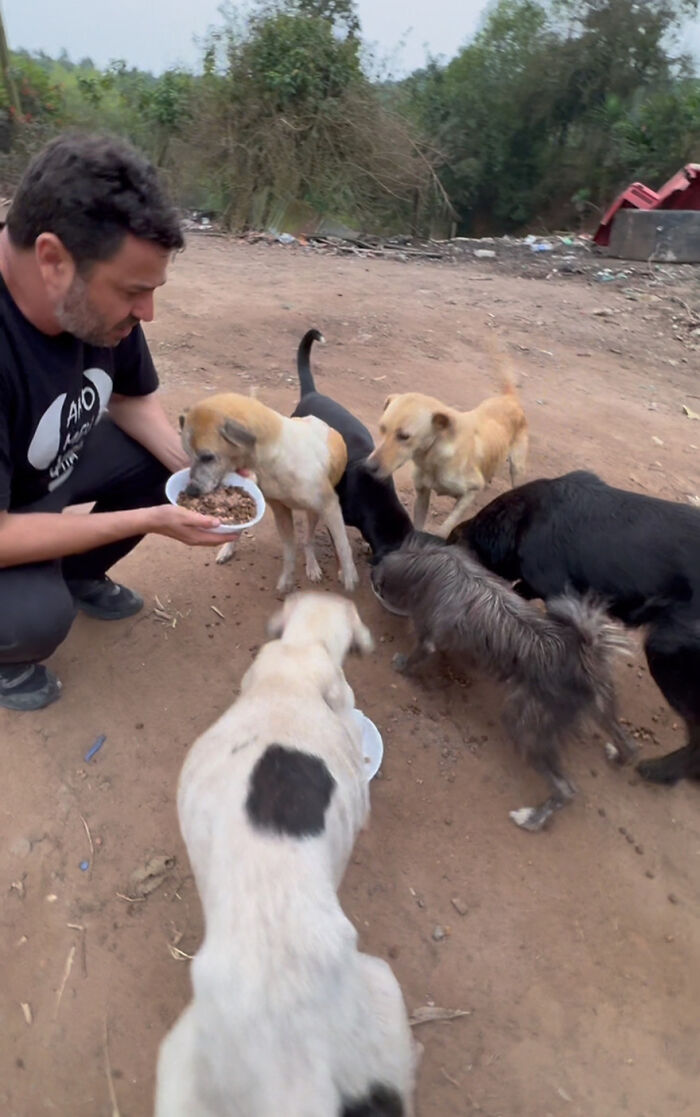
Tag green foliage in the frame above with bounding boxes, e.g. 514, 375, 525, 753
405, 0, 700, 232
1, 51, 64, 122
1, 0, 697, 234
244, 9, 361, 108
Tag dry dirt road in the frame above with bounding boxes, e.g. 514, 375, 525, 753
2, 235, 699, 1117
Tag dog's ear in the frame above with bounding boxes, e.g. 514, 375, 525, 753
381, 394, 398, 414
432, 411, 451, 432
220, 418, 256, 449
178, 410, 188, 431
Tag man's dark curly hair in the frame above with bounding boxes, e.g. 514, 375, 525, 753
6, 131, 184, 269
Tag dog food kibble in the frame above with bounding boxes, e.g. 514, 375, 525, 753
177, 486, 257, 524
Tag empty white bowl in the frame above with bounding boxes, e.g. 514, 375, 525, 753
165, 469, 266, 535
350, 709, 384, 780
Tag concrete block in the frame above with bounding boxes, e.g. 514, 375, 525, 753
607, 208, 700, 263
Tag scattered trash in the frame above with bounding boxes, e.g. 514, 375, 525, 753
432, 924, 447, 942
79, 860, 89, 872
20, 1002, 32, 1026
68, 922, 88, 978
450, 896, 469, 916
593, 268, 630, 282
651, 436, 664, 446
210, 605, 226, 620
79, 814, 95, 877
10, 878, 25, 899
440, 1067, 461, 1088
409, 1005, 471, 1027
84, 734, 106, 763
276, 232, 296, 245
54, 944, 77, 1019
682, 404, 699, 420
530, 241, 553, 253
592, 308, 615, 317
473, 248, 496, 259
104, 1017, 123, 1117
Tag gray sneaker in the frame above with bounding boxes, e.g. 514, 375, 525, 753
67, 576, 144, 620
0, 664, 62, 711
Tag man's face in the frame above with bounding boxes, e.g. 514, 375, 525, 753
54, 234, 171, 347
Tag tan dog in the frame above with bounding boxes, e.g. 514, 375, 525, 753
180, 393, 358, 593
366, 377, 528, 537
154, 593, 416, 1117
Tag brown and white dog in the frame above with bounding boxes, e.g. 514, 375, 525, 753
180, 393, 358, 593
366, 377, 528, 537
154, 593, 416, 1117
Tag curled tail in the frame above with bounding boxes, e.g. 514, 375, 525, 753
296, 328, 325, 396
546, 594, 629, 672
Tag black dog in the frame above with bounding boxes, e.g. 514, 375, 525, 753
291, 329, 413, 560
451, 470, 700, 785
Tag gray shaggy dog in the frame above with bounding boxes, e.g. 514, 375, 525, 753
372, 543, 635, 831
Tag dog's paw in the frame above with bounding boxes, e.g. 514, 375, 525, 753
305, 556, 323, 583
339, 566, 359, 593
276, 575, 295, 595
392, 652, 408, 673
216, 542, 236, 565
509, 807, 546, 832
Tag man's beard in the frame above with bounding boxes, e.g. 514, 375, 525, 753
55, 274, 137, 347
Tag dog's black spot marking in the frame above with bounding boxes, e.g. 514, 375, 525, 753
246, 744, 335, 838
341, 1084, 404, 1117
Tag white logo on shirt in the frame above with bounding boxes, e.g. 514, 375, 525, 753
27, 368, 113, 491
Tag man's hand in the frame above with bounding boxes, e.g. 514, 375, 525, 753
0, 503, 226, 568
147, 504, 225, 546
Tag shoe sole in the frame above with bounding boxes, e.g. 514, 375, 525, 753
0, 680, 62, 712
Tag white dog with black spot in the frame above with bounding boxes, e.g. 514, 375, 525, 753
154, 592, 416, 1117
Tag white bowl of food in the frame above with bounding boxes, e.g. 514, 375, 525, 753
165, 469, 266, 535
350, 709, 384, 780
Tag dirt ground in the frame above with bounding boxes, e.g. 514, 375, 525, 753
2, 235, 699, 1117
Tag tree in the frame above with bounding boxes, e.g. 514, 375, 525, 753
0, 9, 21, 119
403, 0, 700, 232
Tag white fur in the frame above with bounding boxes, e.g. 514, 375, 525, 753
155, 594, 415, 1117
509, 807, 537, 829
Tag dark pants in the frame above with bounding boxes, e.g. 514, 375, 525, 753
0, 419, 169, 666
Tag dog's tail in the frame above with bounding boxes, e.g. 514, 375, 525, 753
482, 328, 519, 396
297, 328, 325, 396
547, 594, 629, 675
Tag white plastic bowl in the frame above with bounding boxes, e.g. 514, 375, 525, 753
165, 468, 266, 535
350, 709, 384, 781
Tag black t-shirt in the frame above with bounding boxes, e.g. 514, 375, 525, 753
0, 274, 158, 510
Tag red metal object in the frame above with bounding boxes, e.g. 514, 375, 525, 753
593, 164, 700, 246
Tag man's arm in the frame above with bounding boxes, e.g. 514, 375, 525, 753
0, 504, 224, 569
108, 391, 188, 474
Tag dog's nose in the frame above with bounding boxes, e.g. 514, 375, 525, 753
364, 456, 380, 476
185, 481, 202, 497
